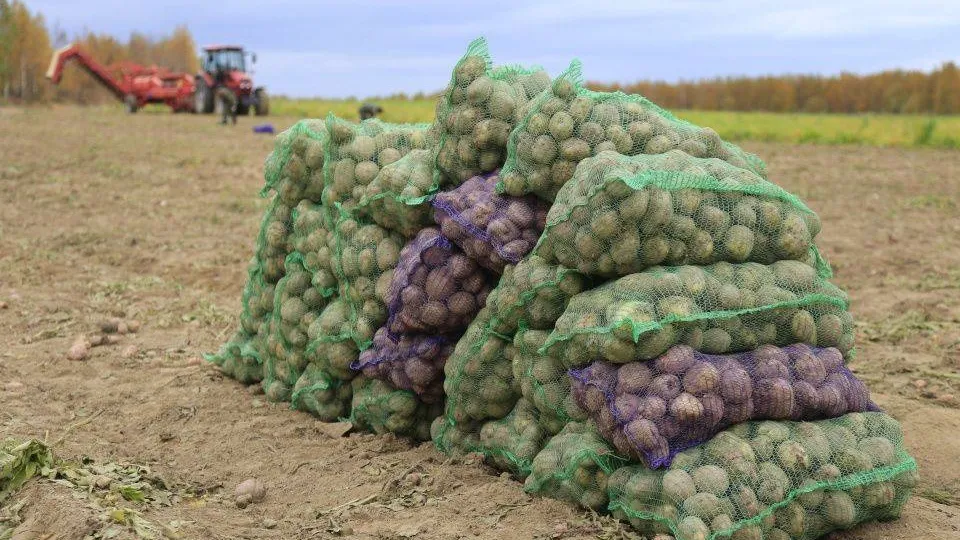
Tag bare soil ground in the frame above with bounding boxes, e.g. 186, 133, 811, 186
1, 106, 959, 540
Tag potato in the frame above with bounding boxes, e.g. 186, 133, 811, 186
435, 38, 550, 184
544, 262, 854, 366
606, 413, 915, 540
433, 171, 549, 273
289, 362, 353, 421
353, 327, 453, 403
511, 329, 587, 435
385, 227, 493, 334
499, 60, 766, 201
535, 150, 825, 278
484, 256, 588, 336
349, 376, 441, 441
322, 115, 434, 215
477, 398, 548, 479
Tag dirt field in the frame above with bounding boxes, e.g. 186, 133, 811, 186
1, 106, 959, 540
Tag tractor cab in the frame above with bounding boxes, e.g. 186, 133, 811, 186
194, 45, 268, 116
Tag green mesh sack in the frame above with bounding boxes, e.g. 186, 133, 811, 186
485, 255, 589, 335
289, 200, 338, 288
261, 119, 327, 205
607, 413, 917, 540
256, 198, 295, 284
290, 363, 353, 421
268, 255, 336, 365
543, 261, 854, 367
498, 60, 767, 201
323, 115, 435, 215
535, 150, 830, 278
433, 307, 520, 452
330, 208, 406, 349
478, 398, 549, 479
512, 328, 588, 435
262, 296, 352, 402
525, 421, 627, 510
356, 148, 443, 237
206, 330, 263, 384
434, 37, 552, 184
350, 376, 443, 442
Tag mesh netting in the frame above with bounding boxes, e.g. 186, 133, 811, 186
352, 327, 454, 403
385, 227, 493, 335
569, 344, 877, 468
606, 413, 917, 540
290, 363, 353, 422
350, 376, 443, 441
289, 200, 338, 288
512, 328, 588, 435
323, 115, 435, 215
433, 170, 550, 273
261, 119, 327, 205
267, 254, 335, 369
498, 60, 767, 201
484, 255, 589, 336
207, 330, 264, 385
330, 208, 406, 349
543, 261, 854, 367
355, 148, 442, 237
478, 398, 548, 479
432, 307, 520, 452
257, 198, 295, 285
525, 421, 626, 510
535, 150, 830, 278
434, 37, 552, 184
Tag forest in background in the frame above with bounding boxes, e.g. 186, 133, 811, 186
2, 0, 960, 114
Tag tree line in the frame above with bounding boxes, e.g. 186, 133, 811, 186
3, 0, 959, 114
0, 0, 197, 103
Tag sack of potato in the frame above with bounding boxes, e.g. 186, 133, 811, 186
290, 363, 353, 422
535, 150, 830, 278
206, 330, 264, 385
524, 421, 625, 511
385, 227, 493, 335
261, 119, 327, 206
323, 115, 435, 215
477, 398, 549, 479
543, 261, 854, 368
432, 307, 520, 452
329, 209, 406, 349
350, 376, 443, 442
606, 413, 917, 540
256, 199, 295, 285
351, 327, 454, 404
434, 37, 551, 184
484, 255, 589, 335
498, 60, 767, 201
207, 260, 276, 383
356, 148, 441, 237
289, 200, 338, 290
433, 170, 550, 273
511, 328, 588, 435
569, 343, 877, 468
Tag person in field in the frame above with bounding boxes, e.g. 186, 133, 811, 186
214, 63, 238, 125
359, 103, 383, 121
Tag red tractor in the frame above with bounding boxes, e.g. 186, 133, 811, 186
47, 43, 269, 116
193, 45, 269, 116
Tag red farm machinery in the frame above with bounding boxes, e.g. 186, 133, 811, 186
46, 43, 269, 115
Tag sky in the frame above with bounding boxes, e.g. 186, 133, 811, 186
28, 0, 960, 98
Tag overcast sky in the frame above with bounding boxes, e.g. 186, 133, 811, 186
29, 0, 960, 98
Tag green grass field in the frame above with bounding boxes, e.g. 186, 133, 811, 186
271, 97, 960, 149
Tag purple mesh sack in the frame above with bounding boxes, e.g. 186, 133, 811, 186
385, 227, 493, 335
433, 171, 549, 273
569, 343, 878, 468
351, 327, 454, 403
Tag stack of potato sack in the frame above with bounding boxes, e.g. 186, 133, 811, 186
209, 37, 917, 539
433, 58, 917, 539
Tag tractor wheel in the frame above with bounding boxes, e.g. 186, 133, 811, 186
124, 94, 138, 114
254, 89, 269, 116
236, 102, 250, 115
194, 78, 214, 114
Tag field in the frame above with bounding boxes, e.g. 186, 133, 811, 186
269, 97, 960, 149
1, 106, 960, 540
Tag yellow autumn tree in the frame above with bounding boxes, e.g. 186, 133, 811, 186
0, 0, 52, 101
